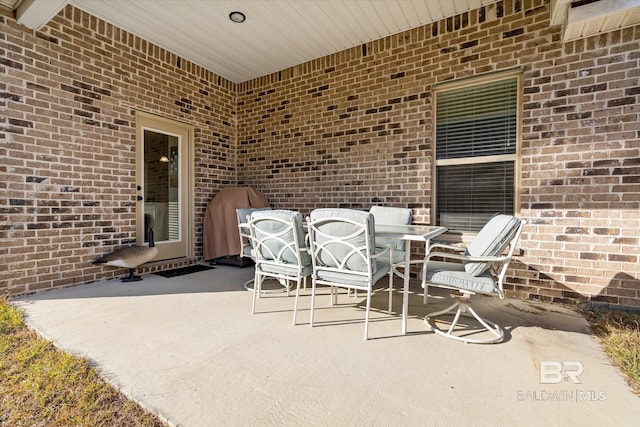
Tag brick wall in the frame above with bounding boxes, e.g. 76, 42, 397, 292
236, 0, 640, 308
2, 1, 639, 307
1, 6, 236, 293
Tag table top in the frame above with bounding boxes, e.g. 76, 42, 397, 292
375, 223, 447, 241
241, 219, 447, 242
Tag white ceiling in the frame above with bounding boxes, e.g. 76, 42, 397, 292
8, 0, 640, 83
563, 0, 640, 41
66, 0, 501, 83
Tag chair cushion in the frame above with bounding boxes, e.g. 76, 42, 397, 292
237, 207, 271, 259
370, 206, 412, 251
309, 208, 375, 273
369, 206, 412, 224
423, 260, 498, 295
236, 206, 271, 224
259, 261, 313, 278
464, 214, 521, 277
242, 243, 253, 257
251, 210, 311, 267
376, 249, 406, 265
315, 260, 390, 287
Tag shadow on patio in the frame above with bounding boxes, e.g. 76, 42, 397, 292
13, 265, 640, 426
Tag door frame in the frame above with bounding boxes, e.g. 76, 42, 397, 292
135, 111, 194, 260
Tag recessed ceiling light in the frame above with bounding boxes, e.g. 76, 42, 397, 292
229, 11, 246, 23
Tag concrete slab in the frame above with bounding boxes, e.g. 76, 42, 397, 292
13, 265, 640, 426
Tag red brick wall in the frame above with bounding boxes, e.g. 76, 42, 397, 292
1, 6, 236, 293
2, 1, 639, 307
236, 0, 640, 308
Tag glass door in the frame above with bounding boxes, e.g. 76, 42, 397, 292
136, 112, 193, 261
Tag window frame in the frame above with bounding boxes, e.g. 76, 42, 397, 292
431, 69, 522, 232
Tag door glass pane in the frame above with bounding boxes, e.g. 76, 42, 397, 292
143, 129, 180, 243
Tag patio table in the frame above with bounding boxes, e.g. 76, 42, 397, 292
375, 224, 447, 334
240, 217, 447, 334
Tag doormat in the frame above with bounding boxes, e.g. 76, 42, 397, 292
153, 264, 214, 278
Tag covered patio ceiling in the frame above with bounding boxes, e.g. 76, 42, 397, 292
7, 0, 640, 83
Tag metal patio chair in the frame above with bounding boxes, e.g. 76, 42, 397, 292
248, 209, 312, 324
307, 208, 392, 340
236, 206, 272, 291
369, 205, 412, 313
422, 214, 525, 344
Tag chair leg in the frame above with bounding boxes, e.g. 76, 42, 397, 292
364, 288, 372, 340
388, 270, 394, 314
424, 294, 504, 344
293, 278, 301, 325
251, 273, 262, 314
331, 286, 338, 305
421, 262, 429, 305
309, 279, 316, 327
466, 305, 503, 340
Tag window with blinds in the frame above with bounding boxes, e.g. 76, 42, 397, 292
435, 74, 519, 232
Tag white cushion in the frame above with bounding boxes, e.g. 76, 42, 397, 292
251, 209, 311, 267
315, 260, 390, 286
309, 208, 375, 273
423, 260, 498, 294
370, 206, 412, 251
236, 207, 271, 224
464, 214, 521, 277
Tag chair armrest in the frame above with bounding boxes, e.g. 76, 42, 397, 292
426, 251, 507, 264
427, 242, 466, 253
371, 244, 392, 259
298, 246, 310, 255
238, 222, 250, 236
238, 224, 251, 241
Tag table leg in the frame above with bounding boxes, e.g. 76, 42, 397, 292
402, 239, 411, 334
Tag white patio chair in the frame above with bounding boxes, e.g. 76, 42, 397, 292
369, 205, 412, 313
248, 210, 312, 324
421, 214, 525, 344
307, 208, 392, 340
236, 207, 272, 291
236, 207, 271, 262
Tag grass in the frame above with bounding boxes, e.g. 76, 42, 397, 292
0, 298, 166, 426
583, 308, 640, 396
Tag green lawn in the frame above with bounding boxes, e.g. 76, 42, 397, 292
0, 299, 166, 426
584, 308, 640, 396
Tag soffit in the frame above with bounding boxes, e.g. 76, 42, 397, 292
65, 0, 499, 83
13, 1, 640, 82
0, 0, 20, 9
551, 0, 640, 42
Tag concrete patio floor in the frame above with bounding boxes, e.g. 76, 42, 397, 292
13, 265, 640, 426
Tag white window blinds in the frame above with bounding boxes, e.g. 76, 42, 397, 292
436, 78, 517, 159
435, 76, 518, 232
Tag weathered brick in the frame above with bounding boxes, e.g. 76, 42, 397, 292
1, 4, 235, 294
2, 2, 639, 310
